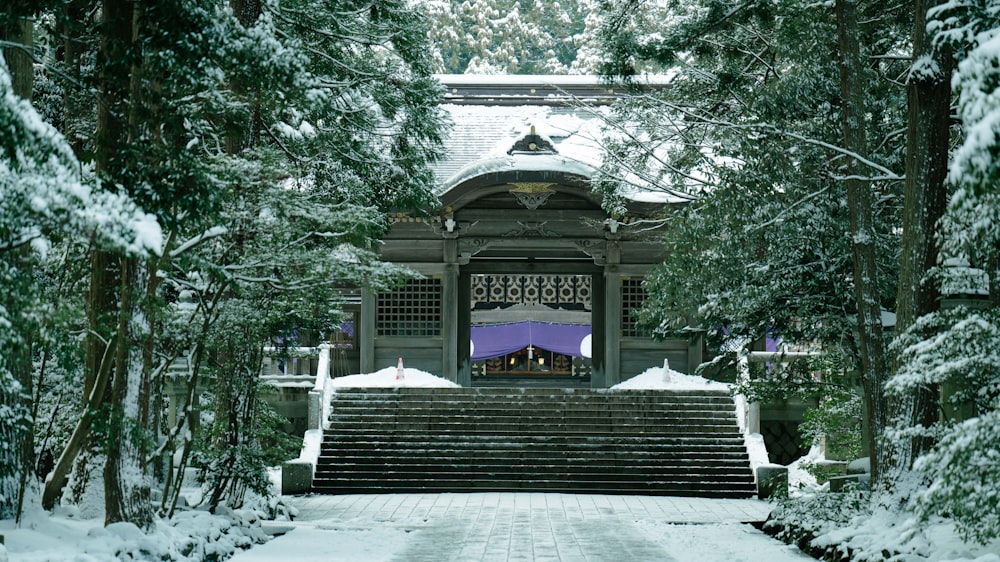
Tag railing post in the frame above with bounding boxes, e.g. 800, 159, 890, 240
308, 344, 331, 430
737, 353, 760, 434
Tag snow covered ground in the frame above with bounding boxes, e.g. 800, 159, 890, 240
4, 364, 999, 561
222, 492, 799, 562
0, 500, 272, 562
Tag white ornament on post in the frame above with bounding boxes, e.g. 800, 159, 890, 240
661, 358, 672, 384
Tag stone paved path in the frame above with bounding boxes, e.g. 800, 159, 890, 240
232, 493, 812, 562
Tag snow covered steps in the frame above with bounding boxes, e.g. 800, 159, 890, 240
312, 387, 756, 498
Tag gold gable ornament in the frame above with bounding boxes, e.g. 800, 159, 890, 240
509, 182, 555, 209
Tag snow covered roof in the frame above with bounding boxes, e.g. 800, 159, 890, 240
434, 102, 604, 191
432, 75, 678, 205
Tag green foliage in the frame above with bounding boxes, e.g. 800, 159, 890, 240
910, 407, 1000, 544
252, 402, 301, 468
426, 0, 600, 74
799, 387, 863, 462
267, 0, 446, 212
595, 0, 906, 363
735, 354, 863, 465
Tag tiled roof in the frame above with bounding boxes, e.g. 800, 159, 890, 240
434, 103, 603, 188
431, 75, 676, 205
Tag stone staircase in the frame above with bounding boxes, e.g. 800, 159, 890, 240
312, 387, 757, 497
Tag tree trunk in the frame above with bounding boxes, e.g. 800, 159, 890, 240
104, 257, 154, 528
43, 0, 135, 513
880, 0, 952, 490
104, 0, 160, 527
2, 15, 36, 524
835, 0, 889, 485
2, 15, 32, 99
62, 0, 89, 158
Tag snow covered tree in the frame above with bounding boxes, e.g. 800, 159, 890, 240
9, 0, 444, 529
594, 0, 906, 362
425, 0, 598, 74
594, 0, 923, 486
0, 50, 160, 521
876, 0, 954, 494
886, 0, 1000, 542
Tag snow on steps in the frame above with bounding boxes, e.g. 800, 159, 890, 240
312, 387, 757, 498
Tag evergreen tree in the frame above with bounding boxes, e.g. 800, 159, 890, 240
12, 0, 446, 525
886, 0, 1000, 542
595, 0, 906, 360
594, 0, 912, 483
0, 51, 159, 521
425, 0, 598, 74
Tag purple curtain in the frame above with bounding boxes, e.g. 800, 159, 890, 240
470, 321, 591, 361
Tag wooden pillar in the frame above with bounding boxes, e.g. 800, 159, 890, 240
441, 239, 459, 383
457, 271, 472, 387
360, 286, 376, 373
590, 272, 606, 388
442, 265, 459, 383
603, 267, 622, 387
687, 331, 704, 375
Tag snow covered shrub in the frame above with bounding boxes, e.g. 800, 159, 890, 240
890, 307, 1000, 543
889, 307, 1000, 418
910, 407, 1000, 544
765, 487, 872, 548
191, 400, 297, 510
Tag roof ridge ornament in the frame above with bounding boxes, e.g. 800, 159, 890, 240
507, 124, 557, 155
509, 182, 555, 209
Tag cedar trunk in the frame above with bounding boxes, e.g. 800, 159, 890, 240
880, 0, 952, 489
835, 0, 889, 485
2, 14, 36, 524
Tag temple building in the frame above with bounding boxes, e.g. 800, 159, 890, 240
350, 75, 699, 388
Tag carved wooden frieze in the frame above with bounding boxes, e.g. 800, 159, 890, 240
508, 182, 556, 210
458, 238, 494, 264
574, 239, 606, 265
503, 221, 560, 238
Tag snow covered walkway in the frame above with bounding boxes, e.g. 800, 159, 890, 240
232, 493, 811, 561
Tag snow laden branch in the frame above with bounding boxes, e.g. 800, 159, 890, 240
564, 94, 709, 202
169, 226, 228, 258
642, 100, 904, 183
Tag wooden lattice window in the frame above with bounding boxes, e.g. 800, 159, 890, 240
471, 274, 591, 310
377, 278, 442, 336
621, 277, 649, 338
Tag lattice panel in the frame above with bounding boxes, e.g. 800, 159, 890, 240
621, 277, 648, 338
377, 278, 442, 336
471, 274, 591, 310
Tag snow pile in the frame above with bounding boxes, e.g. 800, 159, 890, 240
810, 509, 1000, 562
296, 429, 322, 462
611, 365, 731, 390
1, 506, 270, 562
769, 450, 1000, 561
331, 365, 460, 388
786, 445, 823, 494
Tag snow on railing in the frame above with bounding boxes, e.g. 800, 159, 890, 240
312, 344, 332, 430
734, 352, 757, 435
258, 344, 333, 430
